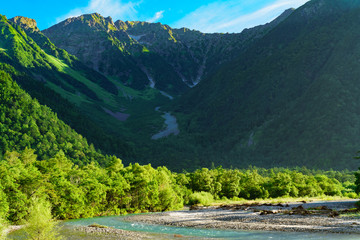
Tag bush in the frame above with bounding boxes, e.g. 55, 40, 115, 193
188, 192, 214, 206
344, 192, 358, 199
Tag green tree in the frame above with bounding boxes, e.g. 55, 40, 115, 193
267, 171, 298, 198
219, 169, 241, 199
155, 167, 183, 211
106, 158, 130, 215
23, 197, 62, 240
0, 216, 8, 240
0, 185, 9, 220
238, 170, 269, 199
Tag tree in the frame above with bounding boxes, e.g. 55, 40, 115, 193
23, 197, 62, 240
355, 170, 360, 194
219, 169, 241, 199
0, 216, 8, 240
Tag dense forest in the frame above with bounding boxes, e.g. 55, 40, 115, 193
0, 67, 110, 166
0, 148, 357, 225
0, 67, 358, 227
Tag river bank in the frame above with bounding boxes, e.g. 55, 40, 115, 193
7, 224, 157, 240
122, 200, 360, 234
72, 225, 154, 239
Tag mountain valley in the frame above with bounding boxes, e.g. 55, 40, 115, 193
1, 0, 360, 170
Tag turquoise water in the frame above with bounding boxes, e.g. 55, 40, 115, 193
65, 215, 360, 239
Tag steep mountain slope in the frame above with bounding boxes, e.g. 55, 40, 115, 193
42, 11, 293, 92
174, 0, 360, 170
42, 13, 185, 94
123, 8, 294, 87
0, 67, 109, 165
0, 15, 150, 161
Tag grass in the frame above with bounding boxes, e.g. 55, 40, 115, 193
340, 211, 360, 218
46, 54, 119, 108
108, 76, 160, 101
45, 81, 90, 106
63, 66, 119, 107
46, 54, 68, 71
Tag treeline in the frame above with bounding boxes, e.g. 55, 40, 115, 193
181, 167, 356, 204
0, 149, 183, 223
0, 148, 357, 224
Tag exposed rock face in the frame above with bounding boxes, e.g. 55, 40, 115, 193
42, 10, 294, 94
9, 16, 39, 32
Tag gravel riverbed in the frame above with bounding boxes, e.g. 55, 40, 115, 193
122, 200, 360, 234
73, 225, 153, 239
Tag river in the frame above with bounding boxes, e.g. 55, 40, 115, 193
60, 214, 360, 240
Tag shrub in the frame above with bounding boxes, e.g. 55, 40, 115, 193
344, 192, 358, 199
188, 192, 214, 206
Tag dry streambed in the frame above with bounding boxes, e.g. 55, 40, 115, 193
123, 200, 360, 234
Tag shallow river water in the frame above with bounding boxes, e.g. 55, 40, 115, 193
63, 215, 360, 240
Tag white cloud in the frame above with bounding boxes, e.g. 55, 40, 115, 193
56, 0, 140, 23
147, 10, 165, 23
173, 0, 310, 33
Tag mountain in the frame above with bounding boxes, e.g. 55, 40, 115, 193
10, 11, 286, 169
3, 0, 360, 171
1, 14, 195, 167
173, 0, 360, 170
42, 10, 292, 92
0, 14, 137, 160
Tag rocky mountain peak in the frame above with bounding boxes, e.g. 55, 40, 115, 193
114, 20, 128, 31
9, 16, 39, 32
51, 13, 116, 32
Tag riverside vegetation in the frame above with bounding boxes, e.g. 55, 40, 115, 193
3, 0, 360, 238
0, 148, 358, 225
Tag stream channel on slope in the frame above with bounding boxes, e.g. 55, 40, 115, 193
60, 214, 360, 240
151, 107, 179, 140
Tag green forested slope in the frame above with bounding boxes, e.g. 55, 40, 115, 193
0, 69, 107, 165
173, 0, 360, 170
0, 15, 161, 162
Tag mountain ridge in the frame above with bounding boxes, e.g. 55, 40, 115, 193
42, 10, 294, 91
3, 0, 360, 170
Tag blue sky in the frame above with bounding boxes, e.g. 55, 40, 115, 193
2, 0, 309, 32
